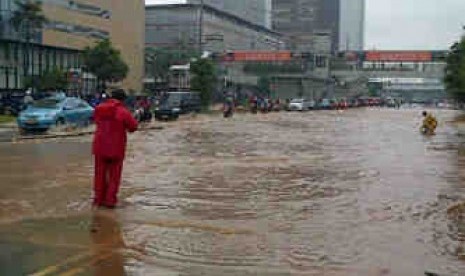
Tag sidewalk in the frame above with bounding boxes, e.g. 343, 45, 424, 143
0, 115, 16, 129
0, 122, 16, 129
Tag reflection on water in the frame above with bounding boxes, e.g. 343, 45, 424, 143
90, 210, 125, 276
1, 109, 465, 275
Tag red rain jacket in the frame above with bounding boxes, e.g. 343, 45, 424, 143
92, 99, 138, 159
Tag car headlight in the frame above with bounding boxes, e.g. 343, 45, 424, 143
172, 108, 180, 112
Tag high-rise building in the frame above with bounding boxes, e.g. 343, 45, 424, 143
272, 0, 365, 52
145, 4, 284, 53
187, 0, 271, 28
0, 0, 145, 92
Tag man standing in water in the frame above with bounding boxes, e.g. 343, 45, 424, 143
421, 111, 438, 135
92, 89, 138, 208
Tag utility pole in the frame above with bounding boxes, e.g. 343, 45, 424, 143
198, 0, 204, 55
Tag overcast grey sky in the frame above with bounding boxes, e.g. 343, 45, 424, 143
145, 0, 465, 50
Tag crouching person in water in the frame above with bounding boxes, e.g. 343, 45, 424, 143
421, 111, 438, 136
92, 89, 138, 208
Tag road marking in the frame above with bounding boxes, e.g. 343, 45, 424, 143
29, 251, 93, 276
57, 250, 115, 276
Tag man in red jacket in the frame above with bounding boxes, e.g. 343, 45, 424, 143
92, 89, 138, 208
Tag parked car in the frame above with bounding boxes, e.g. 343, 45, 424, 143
384, 97, 397, 108
17, 95, 94, 131
155, 91, 201, 121
308, 100, 317, 110
337, 99, 349, 109
288, 99, 311, 111
272, 99, 283, 112
0, 91, 27, 116
318, 98, 332, 110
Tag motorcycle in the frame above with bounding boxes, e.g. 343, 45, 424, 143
223, 103, 234, 118
250, 102, 258, 114
134, 107, 152, 122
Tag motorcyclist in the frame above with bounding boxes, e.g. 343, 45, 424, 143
223, 95, 234, 118
89, 93, 102, 108
250, 96, 258, 114
420, 111, 438, 135
23, 90, 34, 106
135, 96, 152, 122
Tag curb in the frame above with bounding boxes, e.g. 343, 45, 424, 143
14, 126, 164, 141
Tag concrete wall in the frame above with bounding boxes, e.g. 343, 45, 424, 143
145, 5, 284, 52
203, 10, 283, 51
272, 0, 365, 52
272, 0, 340, 52
339, 0, 365, 51
41, 0, 144, 91
110, 0, 145, 92
188, 0, 271, 28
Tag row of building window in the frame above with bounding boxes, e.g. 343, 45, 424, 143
0, 66, 20, 89
47, 21, 109, 40
44, 0, 111, 19
0, 42, 81, 66
0, 41, 81, 89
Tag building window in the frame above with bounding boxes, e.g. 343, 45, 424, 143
13, 43, 19, 61
52, 50, 57, 68
38, 49, 43, 73
47, 21, 109, 40
14, 67, 18, 89
4, 43, 11, 61
43, 0, 111, 19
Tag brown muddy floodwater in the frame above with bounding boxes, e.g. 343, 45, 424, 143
1, 108, 465, 275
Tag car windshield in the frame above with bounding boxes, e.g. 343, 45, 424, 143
32, 98, 61, 109
161, 94, 183, 105
291, 99, 303, 103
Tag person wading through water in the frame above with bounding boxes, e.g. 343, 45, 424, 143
92, 89, 138, 208
420, 111, 438, 136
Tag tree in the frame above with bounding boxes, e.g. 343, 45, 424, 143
83, 39, 128, 90
190, 58, 216, 109
10, 0, 48, 89
445, 36, 465, 103
37, 68, 68, 91
145, 47, 197, 81
10, 0, 47, 40
258, 76, 271, 97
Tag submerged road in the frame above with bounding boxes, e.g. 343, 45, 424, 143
0, 108, 464, 275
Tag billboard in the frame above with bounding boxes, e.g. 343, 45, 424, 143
365, 51, 432, 62
224, 51, 292, 62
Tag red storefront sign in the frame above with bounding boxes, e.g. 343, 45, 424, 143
226, 51, 292, 62
365, 51, 432, 62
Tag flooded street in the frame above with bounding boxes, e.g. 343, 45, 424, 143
1, 108, 465, 275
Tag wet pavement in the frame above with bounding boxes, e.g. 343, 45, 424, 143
1, 108, 465, 275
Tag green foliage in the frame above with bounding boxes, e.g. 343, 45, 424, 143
10, 0, 48, 40
243, 63, 304, 75
145, 47, 198, 81
190, 58, 216, 109
38, 68, 68, 91
445, 37, 465, 103
258, 76, 271, 96
83, 39, 128, 84
0, 115, 15, 124
24, 68, 69, 91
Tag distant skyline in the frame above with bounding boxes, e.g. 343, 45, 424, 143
145, 0, 465, 50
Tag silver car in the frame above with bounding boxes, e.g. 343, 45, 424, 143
288, 99, 311, 111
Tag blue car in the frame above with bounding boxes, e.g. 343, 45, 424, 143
18, 95, 94, 131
